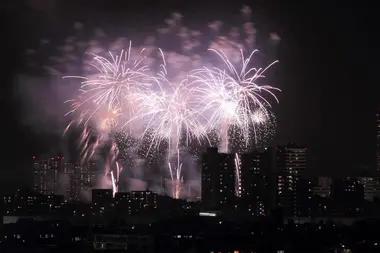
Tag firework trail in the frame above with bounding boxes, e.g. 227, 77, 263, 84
78, 125, 100, 164
168, 153, 184, 199
234, 153, 242, 197
104, 139, 127, 196
111, 171, 117, 196
110, 162, 123, 196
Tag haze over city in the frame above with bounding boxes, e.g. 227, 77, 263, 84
0, 1, 378, 253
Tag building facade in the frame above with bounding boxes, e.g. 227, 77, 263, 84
114, 191, 158, 216
275, 143, 310, 217
331, 178, 364, 217
68, 162, 97, 201
33, 157, 61, 195
358, 177, 380, 202
312, 177, 332, 198
239, 151, 271, 216
201, 148, 235, 212
92, 189, 114, 216
33, 157, 98, 201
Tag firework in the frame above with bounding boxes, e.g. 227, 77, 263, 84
191, 48, 280, 152
126, 50, 209, 198
62, 42, 155, 178
63, 45, 279, 199
127, 49, 208, 152
63, 42, 153, 129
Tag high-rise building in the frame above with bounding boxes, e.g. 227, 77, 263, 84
62, 161, 98, 202
311, 177, 331, 217
33, 156, 99, 202
61, 160, 73, 199
377, 108, 380, 171
312, 177, 332, 198
201, 147, 235, 212
92, 189, 113, 216
239, 150, 271, 216
275, 143, 310, 217
33, 157, 62, 195
295, 178, 313, 217
115, 191, 158, 216
358, 177, 380, 201
3, 189, 65, 216
70, 162, 97, 201
331, 177, 364, 217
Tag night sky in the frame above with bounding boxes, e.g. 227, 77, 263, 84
1, 0, 377, 193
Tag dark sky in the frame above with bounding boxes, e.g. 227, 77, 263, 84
1, 0, 377, 193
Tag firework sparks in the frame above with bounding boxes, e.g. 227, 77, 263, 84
76, 124, 100, 164
127, 49, 208, 152
63, 42, 155, 169
98, 109, 120, 132
126, 50, 207, 198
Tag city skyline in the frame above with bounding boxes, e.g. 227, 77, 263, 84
4, 136, 380, 252
29, 143, 380, 205
8, 144, 380, 218
2, 0, 378, 195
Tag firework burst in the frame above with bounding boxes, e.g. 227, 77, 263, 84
127, 49, 208, 153
191, 48, 280, 152
62, 42, 156, 174
63, 42, 152, 128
